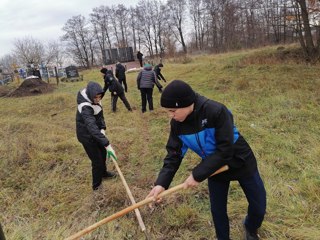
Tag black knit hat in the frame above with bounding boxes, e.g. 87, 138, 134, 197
100, 67, 108, 74
161, 80, 196, 108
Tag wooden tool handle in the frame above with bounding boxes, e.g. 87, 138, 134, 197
65, 165, 229, 240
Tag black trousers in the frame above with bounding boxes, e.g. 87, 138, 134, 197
138, 59, 143, 67
140, 88, 153, 112
0, 223, 5, 240
82, 142, 107, 190
208, 170, 266, 239
118, 77, 128, 92
111, 92, 132, 112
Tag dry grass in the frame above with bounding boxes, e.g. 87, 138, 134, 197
1, 45, 320, 239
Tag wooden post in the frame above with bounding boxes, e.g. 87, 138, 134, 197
54, 67, 59, 85
46, 67, 50, 83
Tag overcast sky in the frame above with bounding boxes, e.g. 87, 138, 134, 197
0, 0, 139, 58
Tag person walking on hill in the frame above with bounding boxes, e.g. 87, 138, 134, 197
76, 81, 117, 191
101, 67, 132, 112
137, 63, 162, 113
137, 50, 143, 67
146, 80, 266, 240
115, 62, 128, 92
154, 63, 166, 82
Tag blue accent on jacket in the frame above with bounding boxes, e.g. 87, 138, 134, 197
179, 127, 239, 159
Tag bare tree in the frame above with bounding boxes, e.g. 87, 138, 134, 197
110, 6, 121, 47
116, 4, 130, 48
0, 54, 18, 73
61, 15, 94, 68
129, 7, 138, 52
293, 0, 319, 60
13, 37, 45, 66
166, 0, 188, 53
45, 41, 65, 67
189, 0, 206, 51
90, 6, 113, 64
136, 0, 155, 56
148, 0, 166, 56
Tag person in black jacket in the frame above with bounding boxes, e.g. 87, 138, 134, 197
115, 62, 128, 92
146, 80, 266, 240
154, 63, 166, 82
137, 64, 162, 113
76, 81, 117, 190
100, 68, 132, 112
137, 51, 143, 67
32, 68, 42, 79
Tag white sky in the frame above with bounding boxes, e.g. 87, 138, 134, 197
0, 0, 139, 58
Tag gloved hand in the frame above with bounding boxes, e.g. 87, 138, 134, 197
100, 129, 106, 136
106, 145, 117, 161
158, 87, 162, 93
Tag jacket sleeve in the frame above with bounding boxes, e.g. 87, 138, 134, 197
137, 72, 142, 89
115, 66, 119, 78
158, 71, 165, 80
99, 106, 107, 130
81, 106, 109, 147
103, 76, 109, 92
158, 69, 165, 80
192, 105, 234, 182
152, 72, 162, 89
115, 81, 124, 93
155, 125, 184, 189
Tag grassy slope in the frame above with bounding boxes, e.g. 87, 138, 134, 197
1, 45, 319, 239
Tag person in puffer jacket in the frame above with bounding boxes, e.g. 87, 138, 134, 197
76, 81, 117, 190
136, 63, 162, 113
146, 80, 266, 240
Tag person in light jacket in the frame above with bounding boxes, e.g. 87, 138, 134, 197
136, 64, 162, 113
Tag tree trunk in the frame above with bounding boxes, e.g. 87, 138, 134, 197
297, 0, 316, 59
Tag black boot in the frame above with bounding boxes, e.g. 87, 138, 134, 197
243, 223, 259, 240
102, 171, 117, 179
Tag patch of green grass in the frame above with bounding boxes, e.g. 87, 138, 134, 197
1, 45, 320, 239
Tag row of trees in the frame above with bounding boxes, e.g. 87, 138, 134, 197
60, 0, 319, 67
0, 38, 64, 74
1, 0, 319, 73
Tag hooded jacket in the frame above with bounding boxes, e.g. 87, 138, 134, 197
137, 64, 162, 90
103, 71, 124, 95
155, 94, 257, 189
137, 51, 143, 60
115, 63, 126, 80
76, 82, 109, 147
154, 64, 165, 81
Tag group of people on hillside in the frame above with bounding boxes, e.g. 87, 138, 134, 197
75, 56, 266, 240
100, 60, 166, 113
